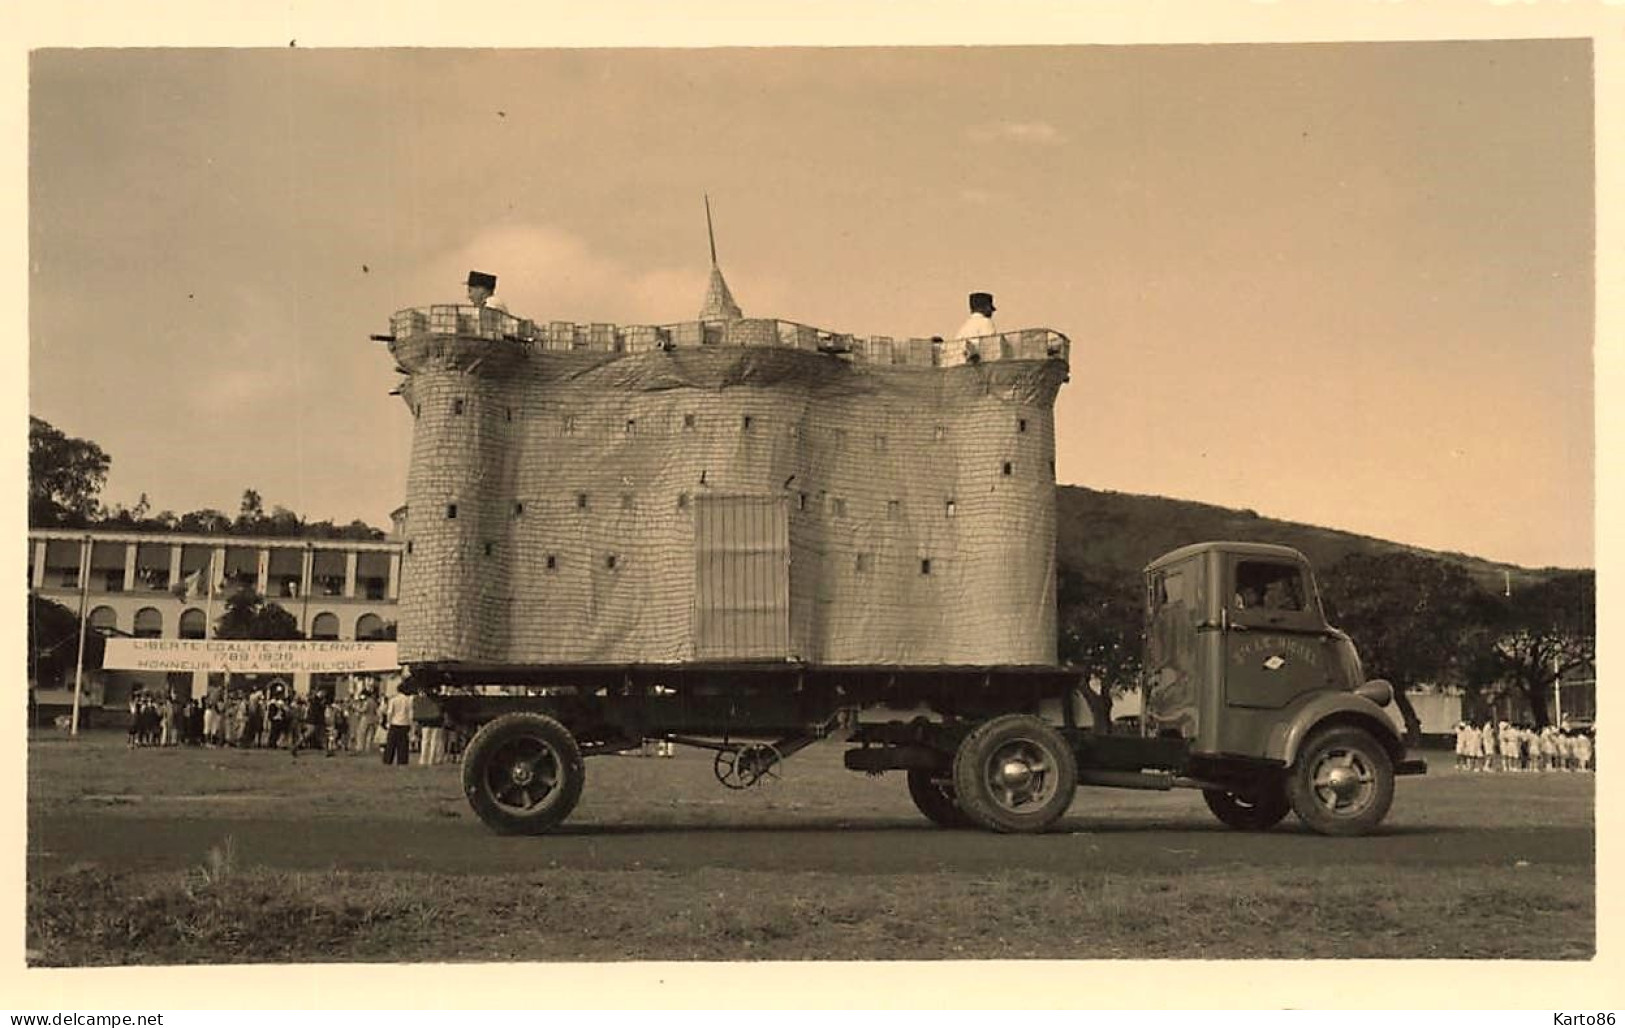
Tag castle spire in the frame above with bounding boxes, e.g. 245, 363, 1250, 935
698, 194, 743, 321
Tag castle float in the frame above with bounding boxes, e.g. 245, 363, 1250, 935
383, 239, 1070, 668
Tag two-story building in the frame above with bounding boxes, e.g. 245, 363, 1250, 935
28, 527, 404, 717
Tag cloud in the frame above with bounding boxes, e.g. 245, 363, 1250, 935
414, 224, 711, 325
966, 120, 1066, 146
412, 223, 799, 327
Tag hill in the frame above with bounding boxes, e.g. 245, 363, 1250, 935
1055, 485, 1571, 591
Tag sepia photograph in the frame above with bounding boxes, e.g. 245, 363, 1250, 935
12, 1, 1619, 1011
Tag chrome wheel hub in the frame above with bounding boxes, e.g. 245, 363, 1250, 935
1311, 749, 1375, 814
984, 739, 1056, 812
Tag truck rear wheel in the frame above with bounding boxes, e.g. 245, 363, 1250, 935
1202, 786, 1290, 831
462, 713, 585, 835
906, 769, 972, 828
952, 714, 1077, 833
1287, 726, 1394, 837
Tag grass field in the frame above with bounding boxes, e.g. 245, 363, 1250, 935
26, 731, 1595, 965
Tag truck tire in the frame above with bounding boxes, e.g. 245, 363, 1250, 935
462, 713, 585, 835
1202, 786, 1290, 831
1286, 725, 1394, 837
906, 770, 972, 828
951, 714, 1077, 834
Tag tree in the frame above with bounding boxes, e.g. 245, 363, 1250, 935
1320, 551, 1482, 744
177, 508, 233, 534
1056, 562, 1144, 729
237, 489, 266, 533
1478, 571, 1594, 728
27, 591, 105, 689
265, 505, 306, 537
29, 417, 110, 526
214, 591, 303, 641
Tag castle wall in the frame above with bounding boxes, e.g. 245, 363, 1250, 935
392, 334, 1065, 666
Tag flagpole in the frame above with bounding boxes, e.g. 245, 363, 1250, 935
204, 553, 215, 640
69, 534, 91, 738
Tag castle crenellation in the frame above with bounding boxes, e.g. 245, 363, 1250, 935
388, 305, 1069, 367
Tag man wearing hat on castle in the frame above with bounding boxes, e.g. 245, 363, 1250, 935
465, 270, 508, 313
949, 291, 998, 366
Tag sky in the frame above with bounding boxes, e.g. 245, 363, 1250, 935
28, 39, 1597, 568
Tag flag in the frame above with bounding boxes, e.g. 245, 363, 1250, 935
174, 554, 222, 602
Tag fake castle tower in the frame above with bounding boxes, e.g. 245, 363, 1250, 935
385, 222, 1070, 667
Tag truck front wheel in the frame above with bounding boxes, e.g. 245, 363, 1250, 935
462, 713, 586, 835
952, 714, 1077, 833
1286, 726, 1394, 837
906, 770, 972, 828
1202, 785, 1290, 831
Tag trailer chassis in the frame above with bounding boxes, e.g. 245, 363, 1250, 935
408, 661, 1416, 837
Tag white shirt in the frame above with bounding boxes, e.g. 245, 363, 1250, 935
954, 312, 998, 341
386, 692, 415, 728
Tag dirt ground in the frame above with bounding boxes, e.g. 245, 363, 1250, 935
25, 731, 1595, 964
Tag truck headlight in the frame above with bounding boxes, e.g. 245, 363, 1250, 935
1355, 679, 1394, 708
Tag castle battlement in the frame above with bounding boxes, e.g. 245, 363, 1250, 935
387, 305, 1070, 368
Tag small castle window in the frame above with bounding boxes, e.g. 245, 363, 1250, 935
452, 398, 465, 416
833, 498, 848, 518
605, 554, 619, 571
1002, 462, 1013, 476
920, 558, 933, 576
405, 540, 414, 555
887, 500, 901, 520
620, 493, 634, 511
413, 404, 422, 419
625, 418, 636, 434
576, 493, 589, 510
798, 492, 808, 511
855, 553, 872, 573
741, 414, 754, 432
506, 408, 514, 422
545, 554, 557, 571
683, 413, 696, 430
563, 415, 577, 435
677, 493, 690, 510
945, 500, 957, 518
1017, 418, 1028, 434
933, 425, 947, 442
445, 503, 458, 520
513, 501, 525, 517
482, 542, 495, 557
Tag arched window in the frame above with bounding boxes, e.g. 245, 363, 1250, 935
88, 606, 118, 633
133, 607, 163, 638
355, 613, 385, 640
310, 612, 340, 640
179, 608, 207, 640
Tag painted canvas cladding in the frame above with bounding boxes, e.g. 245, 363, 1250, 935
390, 329, 1067, 666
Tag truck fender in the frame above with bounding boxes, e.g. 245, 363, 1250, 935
1265, 692, 1404, 769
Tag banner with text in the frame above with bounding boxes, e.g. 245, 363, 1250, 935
102, 639, 400, 674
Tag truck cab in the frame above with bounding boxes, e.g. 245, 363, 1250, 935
1141, 541, 1424, 834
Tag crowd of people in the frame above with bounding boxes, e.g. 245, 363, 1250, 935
1453, 719, 1595, 773
123, 682, 464, 765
